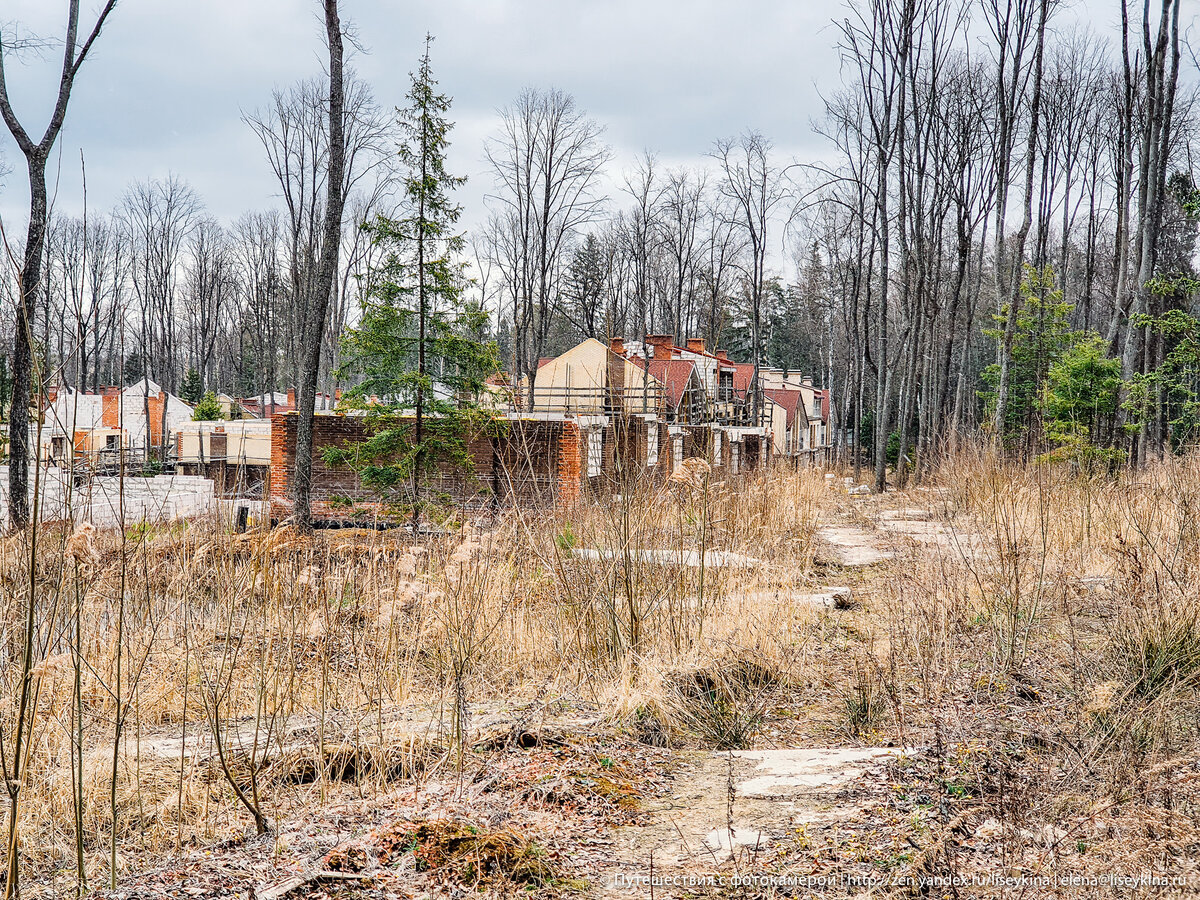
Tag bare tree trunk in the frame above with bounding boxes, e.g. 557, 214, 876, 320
1118, 0, 1181, 466
292, 0, 346, 531
0, 0, 117, 530
993, 0, 1052, 442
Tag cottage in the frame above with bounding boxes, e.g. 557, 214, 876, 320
762, 388, 811, 454
530, 337, 661, 415
40, 379, 193, 468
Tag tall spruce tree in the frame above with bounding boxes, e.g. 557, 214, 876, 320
332, 36, 498, 524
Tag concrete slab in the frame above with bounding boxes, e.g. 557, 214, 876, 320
815, 525, 894, 566
732, 747, 905, 798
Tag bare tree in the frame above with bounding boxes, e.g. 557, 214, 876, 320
711, 131, 787, 422
291, 0, 347, 530
990, 0, 1056, 438
836, 0, 910, 491
1118, 0, 1183, 464
660, 166, 707, 338
244, 70, 391, 393
620, 152, 663, 338
231, 211, 285, 407
119, 177, 202, 394
183, 218, 237, 388
0, 0, 118, 529
485, 87, 609, 404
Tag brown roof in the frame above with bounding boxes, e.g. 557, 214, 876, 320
729, 362, 756, 397
763, 388, 806, 429
631, 356, 697, 409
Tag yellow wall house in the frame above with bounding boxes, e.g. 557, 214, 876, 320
531, 338, 663, 416
175, 419, 272, 467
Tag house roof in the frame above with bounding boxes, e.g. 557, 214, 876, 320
729, 363, 756, 398
650, 342, 741, 375
763, 388, 807, 430
631, 357, 697, 409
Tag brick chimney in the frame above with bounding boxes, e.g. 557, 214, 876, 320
686, 338, 707, 355
609, 337, 625, 356
102, 392, 119, 428
286, 389, 295, 409
715, 349, 729, 361
645, 334, 675, 359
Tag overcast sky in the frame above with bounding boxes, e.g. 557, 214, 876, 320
0, 0, 1157, 271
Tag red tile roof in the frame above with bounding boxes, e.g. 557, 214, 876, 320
729, 363, 756, 398
631, 356, 697, 409
763, 388, 806, 429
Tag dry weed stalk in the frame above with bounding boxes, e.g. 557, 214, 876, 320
24, 453, 1200, 886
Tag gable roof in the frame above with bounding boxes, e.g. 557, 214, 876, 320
763, 388, 808, 430
631, 357, 698, 409
729, 362, 756, 398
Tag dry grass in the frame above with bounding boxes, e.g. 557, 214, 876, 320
8, 452, 1200, 892
0, 464, 826, 884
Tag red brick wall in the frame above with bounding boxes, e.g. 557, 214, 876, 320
102, 393, 118, 428
269, 412, 291, 515
147, 393, 165, 447
269, 413, 378, 519
264, 412, 744, 521
269, 413, 573, 520
557, 421, 582, 509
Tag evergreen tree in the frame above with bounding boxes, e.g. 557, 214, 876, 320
180, 366, 204, 404
332, 36, 499, 524
191, 391, 225, 422
563, 234, 606, 339
981, 266, 1074, 443
123, 351, 145, 385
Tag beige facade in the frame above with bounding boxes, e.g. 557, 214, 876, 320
531, 338, 662, 415
175, 419, 272, 466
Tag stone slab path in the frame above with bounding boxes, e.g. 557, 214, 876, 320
815, 525, 895, 566
600, 745, 908, 892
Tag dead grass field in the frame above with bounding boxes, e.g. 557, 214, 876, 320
4, 452, 1200, 897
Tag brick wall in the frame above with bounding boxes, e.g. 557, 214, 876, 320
147, 393, 165, 447
270, 413, 382, 519
269, 413, 576, 521
263, 413, 764, 522
557, 420, 582, 508
268, 412, 291, 514
101, 392, 118, 428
